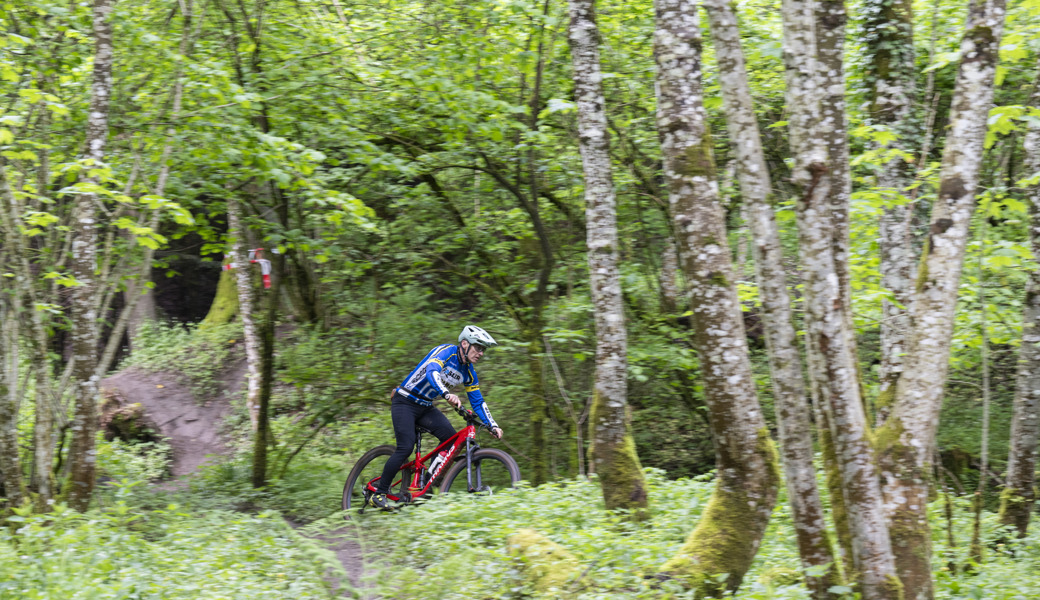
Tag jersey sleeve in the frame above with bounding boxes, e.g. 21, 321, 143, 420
424, 346, 453, 398
465, 367, 498, 429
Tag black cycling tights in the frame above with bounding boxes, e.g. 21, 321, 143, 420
375, 393, 456, 494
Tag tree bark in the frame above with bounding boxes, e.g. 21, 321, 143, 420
0, 161, 35, 509
999, 69, 1040, 537
0, 291, 25, 509
652, 1, 779, 595
781, 0, 900, 598
228, 196, 262, 430
813, 0, 855, 333
864, 0, 917, 418
566, 0, 648, 516
702, 0, 836, 594
876, 1, 1006, 597
67, 0, 116, 512
252, 241, 281, 488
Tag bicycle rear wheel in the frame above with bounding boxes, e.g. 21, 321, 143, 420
342, 445, 394, 513
439, 448, 520, 495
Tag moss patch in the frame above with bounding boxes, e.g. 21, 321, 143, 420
199, 269, 239, 330
507, 528, 582, 594
657, 430, 779, 597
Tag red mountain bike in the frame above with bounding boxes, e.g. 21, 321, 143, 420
342, 405, 521, 513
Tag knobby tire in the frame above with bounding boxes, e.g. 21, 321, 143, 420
342, 444, 394, 513
439, 448, 520, 494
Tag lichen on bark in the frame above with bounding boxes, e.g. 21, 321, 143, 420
878, 1, 1007, 596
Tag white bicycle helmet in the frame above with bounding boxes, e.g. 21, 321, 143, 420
458, 325, 498, 349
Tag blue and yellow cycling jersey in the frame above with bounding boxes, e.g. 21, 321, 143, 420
397, 344, 498, 429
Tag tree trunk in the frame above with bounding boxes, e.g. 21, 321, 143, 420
813, 0, 856, 343
252, 240, 282, 488
702, 0, 836, 594
200, 267, 241, 329
999, 70, 1040, 537
659, 241, 680, 315
67, 0, 116, 512
876, 1, 1007, 597
0, 162, 32, 509
652, 1, 779, 595
228, 197, 261, 430
781, 0, 900, 598
865, 0, 917, 419
566, 0, 648, 516
0, 295, 25, 509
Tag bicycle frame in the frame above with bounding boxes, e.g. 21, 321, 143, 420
362, 412, 481, 503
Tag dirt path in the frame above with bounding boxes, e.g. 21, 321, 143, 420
103, 366, 235, 478
101, 362, 366, 594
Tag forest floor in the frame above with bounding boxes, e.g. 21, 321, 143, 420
101, 361, 366, 595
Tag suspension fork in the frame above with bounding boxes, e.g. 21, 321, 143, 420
465, 437, 481, 492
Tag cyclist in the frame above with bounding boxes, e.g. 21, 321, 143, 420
368, 325, 504, 510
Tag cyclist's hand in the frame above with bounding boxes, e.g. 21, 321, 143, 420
492, 427, 503, 440
445, 394, 462, 409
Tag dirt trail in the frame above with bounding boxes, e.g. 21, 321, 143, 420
103, 365, 237, 478
101, 361, 365, 594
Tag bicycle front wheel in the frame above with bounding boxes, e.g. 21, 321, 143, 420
439, 448, 520, 495
342, 445, 394, 512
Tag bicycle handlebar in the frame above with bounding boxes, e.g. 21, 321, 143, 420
451, 404, 496, 434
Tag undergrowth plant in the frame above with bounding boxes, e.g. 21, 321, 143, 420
317, 468, 1040, 600
0, 488, 343, 600
120, 321, 243, 396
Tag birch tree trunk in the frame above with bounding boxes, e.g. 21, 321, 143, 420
652, 1, 779, 594
781, 1, 900, 598
876, 1, 1007, 597
566, 0, 648, 516
67, 0, 116, 512
227, 196, 261, 430
701, 0, 836, 594
998, 69, 1040, 537
865, 0, 917, 418
0, 288, 24, 509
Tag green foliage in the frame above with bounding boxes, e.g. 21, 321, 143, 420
95, 436, 172, 484
314, 469, 1040, 599
120, 322, 242, 395
0, 502, 337, 599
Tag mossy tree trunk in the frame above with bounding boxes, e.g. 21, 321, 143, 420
200, 268, 240, 329
652, 1, 779, 594
702, 0, 837, 594
68, 0, 115, 512
781, 0, 900, 598
999, 71, 1040, 537
566, 0, 648, 516
876, 1, 1006, 597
